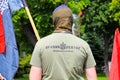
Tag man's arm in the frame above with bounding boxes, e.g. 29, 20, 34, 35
29, 66, 42, 80
85, 67, 97, 80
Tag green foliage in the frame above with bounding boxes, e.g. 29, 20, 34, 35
110, 0, 120, 24
82, 0, 113, 32
81, 0, 119, 70
15, 54, 31, 78
68, 0, 90, 13
13, 8, 34, 53
82, 32, 104, 69
81, 0, 118, 39
19, 54, 31, 69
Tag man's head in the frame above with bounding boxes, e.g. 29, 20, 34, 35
52, 5, 73, 33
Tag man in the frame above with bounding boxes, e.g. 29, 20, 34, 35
29, 5, 97, 80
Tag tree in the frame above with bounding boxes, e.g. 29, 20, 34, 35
81, 0, 119, 76
110, 0, 120, 24
82, 32, 104, 72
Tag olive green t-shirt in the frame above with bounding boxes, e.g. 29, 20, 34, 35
30, 33, 96, 80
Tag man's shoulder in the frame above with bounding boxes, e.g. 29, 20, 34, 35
72, 36, 90, 47
36, 34, 54, 44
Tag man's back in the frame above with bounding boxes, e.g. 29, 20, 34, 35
30, 32, 96, 80
29, 4, 97, 80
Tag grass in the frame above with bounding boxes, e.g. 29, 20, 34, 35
97, 72, 108, 80
14, 72, 108, 80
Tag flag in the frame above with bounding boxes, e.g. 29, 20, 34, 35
0, 12, 5, 53
109, 28, 120, 80
0, 0, 23, 80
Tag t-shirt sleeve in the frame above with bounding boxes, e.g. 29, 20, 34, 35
30, 41, 42, 67
84, 45, 96, 68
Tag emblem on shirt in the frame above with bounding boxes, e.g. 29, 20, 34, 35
46, 42, 80, 52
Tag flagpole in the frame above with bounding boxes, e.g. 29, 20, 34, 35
21, 0, 40, 40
